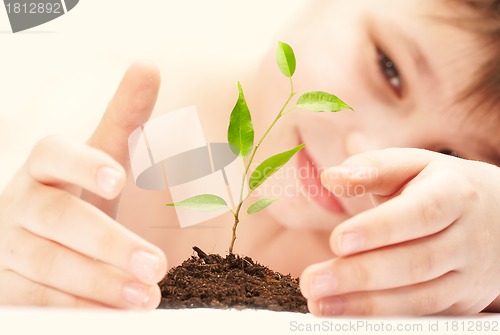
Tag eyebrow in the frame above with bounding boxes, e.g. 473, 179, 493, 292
399, 32, 432, 78
385, 20, 433, 79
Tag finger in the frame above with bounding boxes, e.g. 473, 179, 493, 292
0, 229, 161, 310
321, 148, 439, 198
0, 269, 105, 308
83, 60, 160, 215
87, 60, 160, 168
300, 225, 464, 300
439, 298, 485, 315
329, 169, 465, 256
27, 134, 126, 199
21, 183, 167, 285
307, 271, 462, 316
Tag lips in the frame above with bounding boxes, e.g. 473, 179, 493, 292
297, 145, 346, 213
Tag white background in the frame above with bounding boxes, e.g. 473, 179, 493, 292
0, 0, 307, 190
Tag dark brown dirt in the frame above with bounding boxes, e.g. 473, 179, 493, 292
157, 247, 308, 313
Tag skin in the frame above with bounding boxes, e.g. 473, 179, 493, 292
271, 0, 500, 315
0, 63, 167, 309
0, 0, 499, 315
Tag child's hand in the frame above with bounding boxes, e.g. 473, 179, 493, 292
0, 61, 167, 309
300, 148, 500, 316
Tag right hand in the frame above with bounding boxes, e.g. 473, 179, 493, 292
0, 61, 167, 309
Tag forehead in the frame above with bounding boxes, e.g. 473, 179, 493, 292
366, 1, 499, 151
309, 0, 485, 92
370, 0, 483, 84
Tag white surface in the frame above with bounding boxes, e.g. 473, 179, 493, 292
0, 308, 499, 335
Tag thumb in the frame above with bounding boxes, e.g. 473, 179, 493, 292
320, 148, 436, 198
83, 61, 160, 215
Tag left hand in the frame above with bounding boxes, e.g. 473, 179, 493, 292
300, 148, 500, 316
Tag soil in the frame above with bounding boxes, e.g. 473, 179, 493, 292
157, 247, 308, 313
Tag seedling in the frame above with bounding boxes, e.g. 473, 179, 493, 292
167, 42, 352, 253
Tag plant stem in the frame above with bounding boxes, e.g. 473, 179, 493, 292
229, 202, 242, 253
229, 77, 296, 254
244, 78, 295, 176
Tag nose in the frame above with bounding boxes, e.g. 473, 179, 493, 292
344, 131, 382, 157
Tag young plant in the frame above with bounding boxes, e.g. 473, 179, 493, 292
167, 42, 352, 253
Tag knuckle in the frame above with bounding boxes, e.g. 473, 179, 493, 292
418, 193, 444, 230
408, 251, 434, 282
33, 191, 73, 235
437, 165, 478, 204
29, 283, 82, 307
28, 135, 61, 169
93, 227, 119, 260
343, 260, 371, 290
460, 180, 479, 204
87, 271, 111, 296
409, 291, 440, 315
30, 244, 61, 281
85, 269, 125, 306
31, 286, 53, 306
351, 295, 374, 315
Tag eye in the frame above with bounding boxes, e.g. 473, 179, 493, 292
439, 149, 460, 158
377, 49, 402, 96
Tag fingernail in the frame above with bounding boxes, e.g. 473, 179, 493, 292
320, 297, 345, 316
97, 166, 121, 194
310, 273, 338, 300
123, 283, 151, 307
338, 232, 364, 255
131, 250, 160, 283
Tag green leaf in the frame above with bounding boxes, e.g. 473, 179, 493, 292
249, 144, 305, 190
247, 198, 278, 215
297, 91, 353, 112
276, 41, 296, 78
227, 82, 254, 157
166, 194, 228, 211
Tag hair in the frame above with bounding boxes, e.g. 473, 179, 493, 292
450, 0, 500, 112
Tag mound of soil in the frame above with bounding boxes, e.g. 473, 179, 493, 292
157, 247, 308, 313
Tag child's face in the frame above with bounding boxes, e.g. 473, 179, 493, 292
251, 0, 498, 230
